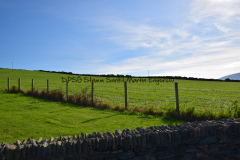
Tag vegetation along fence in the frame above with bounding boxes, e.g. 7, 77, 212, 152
6, 77, 180, 118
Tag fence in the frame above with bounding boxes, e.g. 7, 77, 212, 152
6, 78, 180, 118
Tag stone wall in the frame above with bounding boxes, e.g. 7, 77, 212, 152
1, 118, 240, 160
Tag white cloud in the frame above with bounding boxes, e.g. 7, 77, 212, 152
46, 0, 240, 79
190, 0, 240, 23
214, 23, 230, 33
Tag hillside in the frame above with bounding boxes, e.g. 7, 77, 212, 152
219, 72, 240, 80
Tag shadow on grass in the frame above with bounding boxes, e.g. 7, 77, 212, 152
80, 114, 120, 123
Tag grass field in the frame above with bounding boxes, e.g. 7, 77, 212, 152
1, 68, 240, 120
0, 90, 185, 144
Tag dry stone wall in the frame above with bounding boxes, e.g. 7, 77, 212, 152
1, 118, 240, 160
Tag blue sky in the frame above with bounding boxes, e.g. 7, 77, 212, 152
1, 0, 240, 79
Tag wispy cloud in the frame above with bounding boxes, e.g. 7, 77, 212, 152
84, 0, 240, 78
190, 0, 240, 23
2, 0, 239, 79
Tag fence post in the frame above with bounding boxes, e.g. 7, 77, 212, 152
175, 82, 180, 119
92, 82, 94, 107
124, 81, 128, 110
18, 78, 21, 92
32, 79, 34, 96
66, 81, 68, 102
47, 79, 49, 100
8, 78, 10, 92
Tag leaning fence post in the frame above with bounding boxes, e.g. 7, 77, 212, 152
124, 81, 128, 110
47, 79, 49, 100
66, 81, 68, 102
18, 78, 21, 92
32, 79, 34, 96
8, 78, 10, 92
175, 82, 180, 119
92, 82, 94, 107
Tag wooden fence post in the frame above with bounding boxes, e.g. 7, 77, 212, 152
66, 81, 68, 102
47, 79, 49, 100
18, 78, 21, 92
92, 82, 94, 107
32, 79, 34, 96
124, 81, 128, 110
175, 82, 180, 119
8, 78, 10, 92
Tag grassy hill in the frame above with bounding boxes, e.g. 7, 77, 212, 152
0, 68, 240, 144
1, 68, 240, 119
0, 90, 185, 144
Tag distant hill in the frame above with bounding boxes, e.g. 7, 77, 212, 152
219, 72, 240, 80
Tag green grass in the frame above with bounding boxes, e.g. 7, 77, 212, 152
1, 68, 240, 120
0, 90, 185, 144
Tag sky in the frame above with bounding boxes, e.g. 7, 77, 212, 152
1, 0, 240, 79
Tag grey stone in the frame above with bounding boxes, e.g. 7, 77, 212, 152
146, 132, 149, 144
179, 129, 186, 140
16, 140, 21, 146
154, 132, 160, 144
212, 149, 236, 156
117, 152, 135, 159
81, 132, 84, 139
128, 135, 133, 149
60, 141, 67, 155
108, 137, 113, 150
104, 137, 108, 150
141, 133, 146, 147
92, 138, 96, 150
88, 138, 92, 150
56, 141, 61, 154
15, 145, 23, 160
42, 141, 48, 157
199, 126, 206, 137
5, 143, 16, 160
132, 133, 137, 147
97, 132, 103, 138
112, 136, 116, 150
136, 134, 141, 146
92, 132, 97, 138
77, 134, 80, 140
105, 158, 118, 160
199, 136, 217, 144
37, 143, 42, 158
185, 127, 193, 138
162, 131, 167, 143
167, 130, 172, 142
173, 130, 181, 142
51, 142, 56, 155
209, 143, 226, 148
215, 124, 225, 137
67, 141, 72, 154
186, 145, 200, 152
82, 139, 89, 153
227, 139, 240, 145
149, 133, 155, 144
26, 144, 32, 159
136, 147, 157, 156
190, 127, 197, 138
76, 140, 81, 154
32, 140, 37, 157
226, 124, 233, 135
95, 137, 99, 150
115, 129, 122, 136
50, 137, 54, 142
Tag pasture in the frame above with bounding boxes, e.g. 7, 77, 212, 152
1, 68, 240, 120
